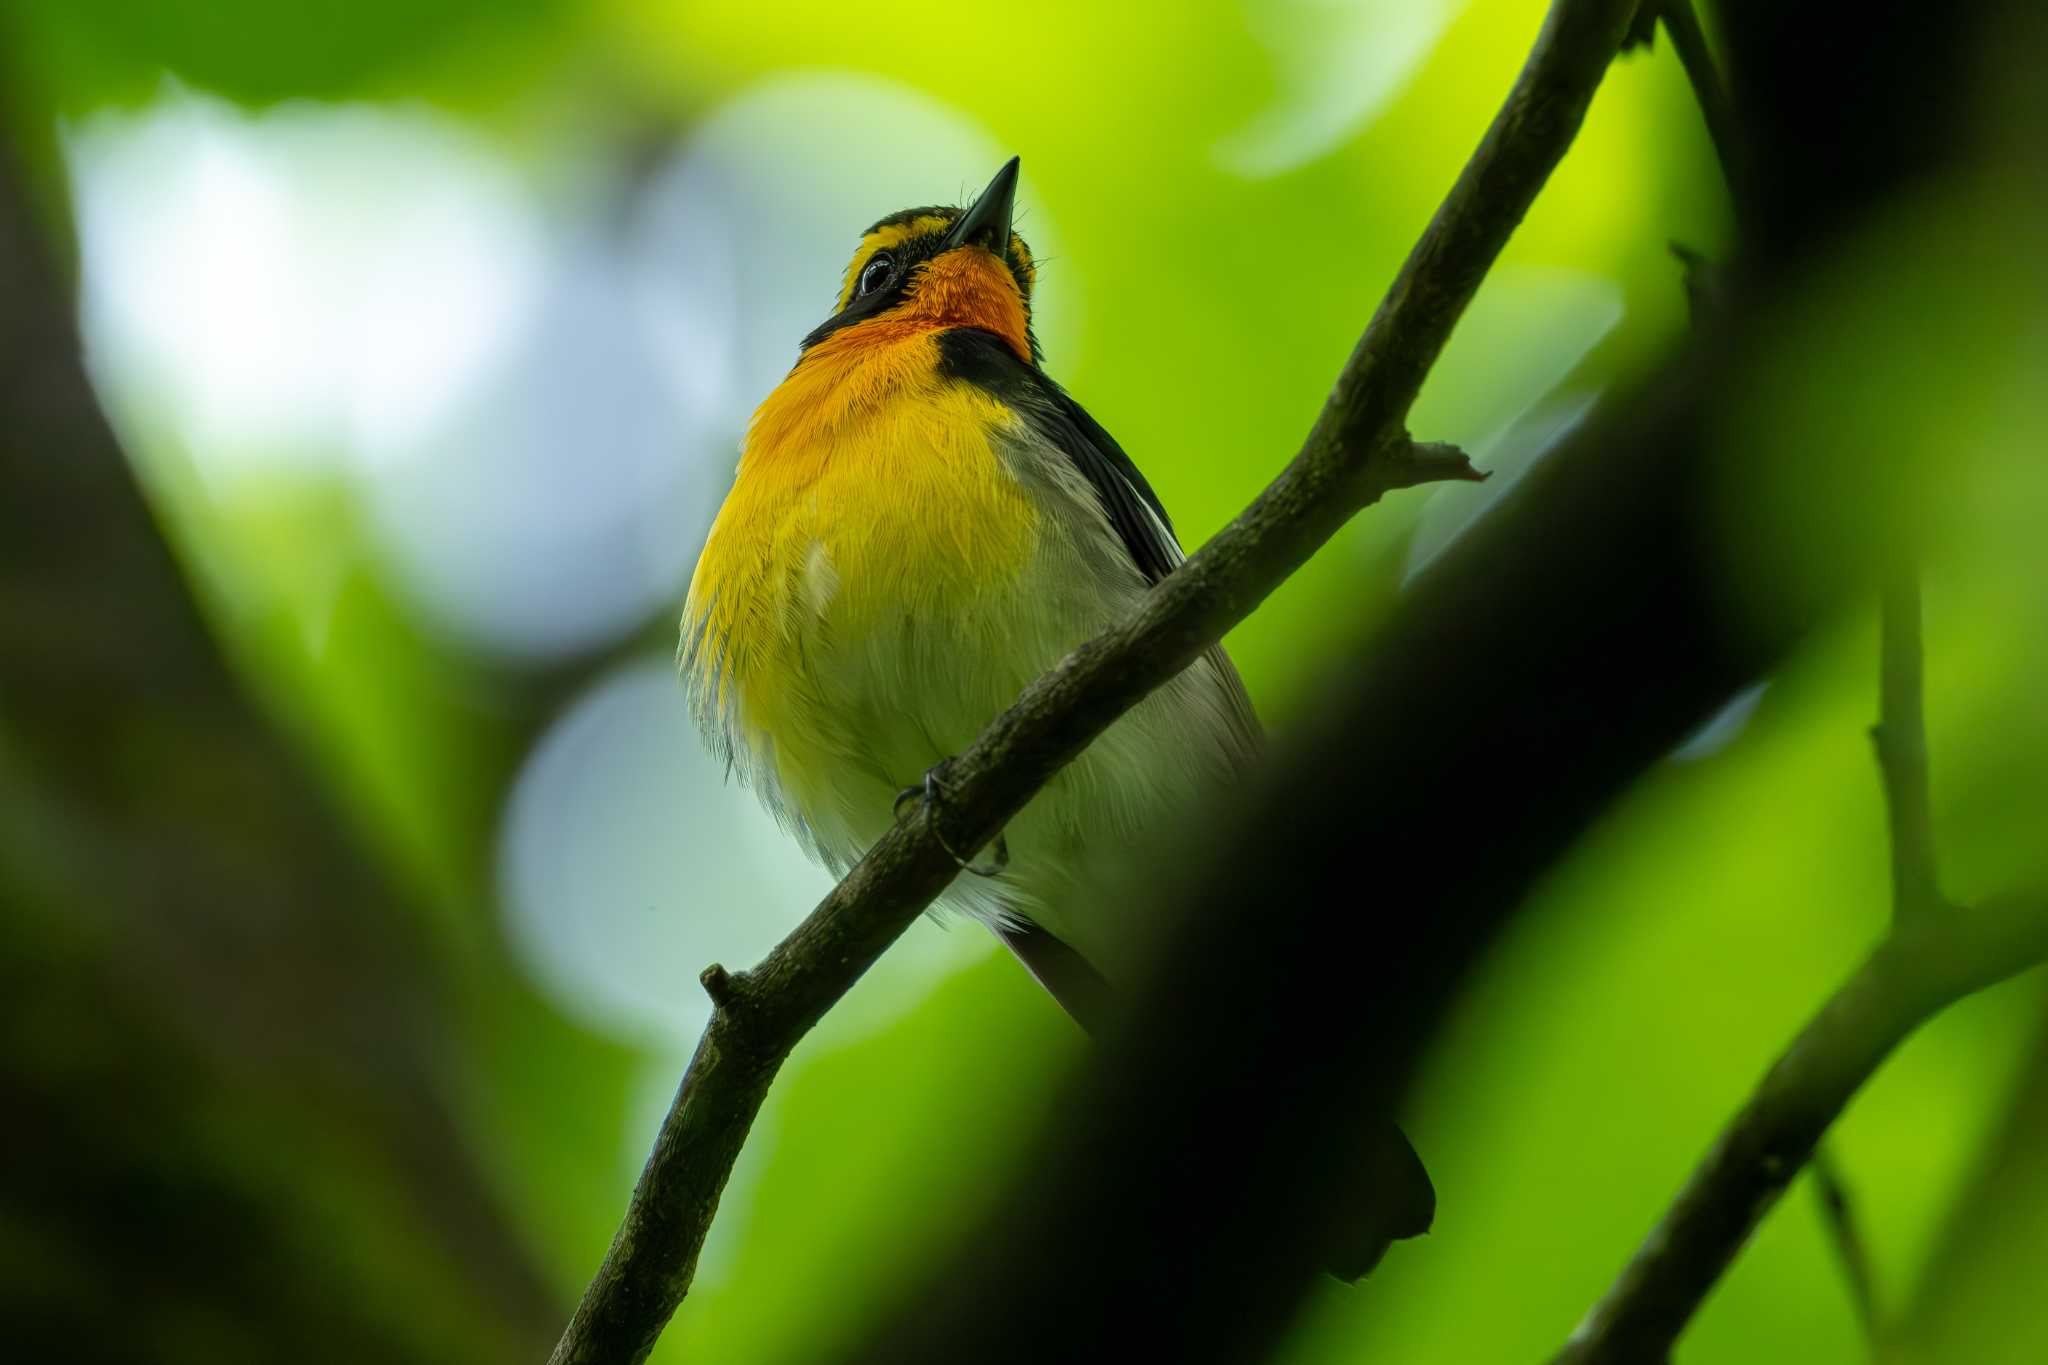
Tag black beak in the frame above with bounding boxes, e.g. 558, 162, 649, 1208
942, 156, 1019, 255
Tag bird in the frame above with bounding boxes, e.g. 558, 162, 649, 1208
679, 157, 1432, 1276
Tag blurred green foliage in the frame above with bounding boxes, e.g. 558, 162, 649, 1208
4, 0, 2043, 1361
6, 0, 563, 108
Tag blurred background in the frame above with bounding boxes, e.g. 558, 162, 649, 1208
2, 1, 2044, 1361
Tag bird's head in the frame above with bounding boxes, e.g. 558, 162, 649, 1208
802, 156, 1039, 366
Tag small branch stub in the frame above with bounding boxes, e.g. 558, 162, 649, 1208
1669, 241, 1725, 323
700, 963, 741, 1014
1403, 439, 1489, 486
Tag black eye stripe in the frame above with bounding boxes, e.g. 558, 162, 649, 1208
801, 218, 1037, 356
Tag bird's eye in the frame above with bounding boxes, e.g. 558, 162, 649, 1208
857, 252, 894, 298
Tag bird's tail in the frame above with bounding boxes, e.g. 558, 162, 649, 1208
995, 920, 1435, 1280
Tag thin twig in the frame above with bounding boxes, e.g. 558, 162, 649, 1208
1553, 534, 2024, 1365
1875, 559, 1942, 920
547, 2, 1639, 1360
1659, 0, 1743, 203
1547, 7, 2027, 1356
1554, 502, 2011, 1365
1811, 1145, 1884, 1345
1554, 890, 2048, 1364
1657, 0, 1742, 323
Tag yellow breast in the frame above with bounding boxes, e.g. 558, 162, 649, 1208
681, 323, 1040, 801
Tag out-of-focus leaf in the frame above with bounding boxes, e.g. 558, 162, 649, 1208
5, 0, 563, 108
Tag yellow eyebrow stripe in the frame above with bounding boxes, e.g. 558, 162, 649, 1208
837, 215, 958, 310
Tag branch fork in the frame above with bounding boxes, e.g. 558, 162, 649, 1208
1553, 9, 2048, 1357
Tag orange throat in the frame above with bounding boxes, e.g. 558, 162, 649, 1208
890, 247, 1033, 363
745, 247, 1032, 455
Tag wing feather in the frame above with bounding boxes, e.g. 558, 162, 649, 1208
936, 328, 1262, 756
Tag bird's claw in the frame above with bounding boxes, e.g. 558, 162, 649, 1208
893, 763, 1008, 877
957, 833, 1008, 878
893, 767, 945, 824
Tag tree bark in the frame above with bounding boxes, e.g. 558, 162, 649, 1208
0, 126, 560, 1364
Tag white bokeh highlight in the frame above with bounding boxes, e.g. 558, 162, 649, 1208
1671, 682, 1772, 763
67, 88, 725, 660
68, 87, 546, 485
1216, 0, 1470, 177
499, 657, 987, 1063
359, 230, 717, 659
1404, 268, 1626, 577
499, 659, 825, 1049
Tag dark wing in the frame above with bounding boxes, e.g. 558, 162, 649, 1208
936, 328, 1262, 752
942, 338, 1430, 1270
937, 328, 1179, 579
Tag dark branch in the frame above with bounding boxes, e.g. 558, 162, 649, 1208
1548, 460, 2036, 1365
697, 963, 742, 1014
547, 3, 1638, 1361
1550, 409, 2023, 1365
0, 123, 561, 1359
1549, 3, 2031, 1355
1659, 1, 1743, 202
1553, 891, 2048, 1364
1811, 1146, 1883, 1343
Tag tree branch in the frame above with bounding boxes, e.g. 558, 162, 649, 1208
1811, 1144, 1884, 1346
547, 3, 1639, 1361
1557, 551, 2019, 1363
1553, 891, 2048, 1364
0, 122, 561, 1360
1658, 1, 1743, 202
1545, 413, 2031, 1365
1551, 462, 2023, 1363
1547, 4, 2037, 1355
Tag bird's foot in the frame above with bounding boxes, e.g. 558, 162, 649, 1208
893, 763, 1008, 877
891, 767, 943, 824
